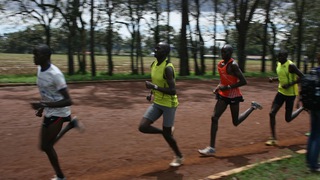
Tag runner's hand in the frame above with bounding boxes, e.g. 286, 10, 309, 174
35, 108, 44, 117
30, 102, 42, 110
213, 88, 219, 94
145, 81, 155, 89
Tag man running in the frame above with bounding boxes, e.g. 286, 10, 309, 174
138, 42, 183, 167
30, 44, 84, 180
198, 44, 263, 155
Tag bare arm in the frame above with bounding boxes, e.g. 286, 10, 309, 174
30, 88, 73, 110
269, 77, 279, 82
281, 64, 304, 89
230, 63, 247, 87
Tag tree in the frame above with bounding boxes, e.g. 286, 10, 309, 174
292, 0, 306, 69
189, 0, 206, 75
0, 26, 44, 53
77, 4, 88, 75
90, 0, 96, 76
98, 0, 123, 76
9, 0, 59, 46
232, 0, 261, 72
212, 0, 219, 76
117, 0, 149, 75
261, 0, 272, 73
52, 0, 88, 75
179, 0, 190, 76
303, 0, 320, 68
268, 1, 295, 72
166, 0, 171, 57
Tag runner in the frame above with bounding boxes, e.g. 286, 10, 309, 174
198, 44, 263, 156
265, 49, 305, 146
30, 44, 84, 180
138, 42, 183, 167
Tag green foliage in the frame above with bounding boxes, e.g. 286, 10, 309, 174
226, 154, 320, 180
1, 27, 44, 53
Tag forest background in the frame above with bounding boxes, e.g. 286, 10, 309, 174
0, 0, 319, 78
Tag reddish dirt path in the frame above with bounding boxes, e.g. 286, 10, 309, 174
0, 78, 309, 180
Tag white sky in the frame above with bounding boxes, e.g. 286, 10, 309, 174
0, 11, 226, 47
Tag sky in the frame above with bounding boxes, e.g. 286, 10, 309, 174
0, 10, 226, 48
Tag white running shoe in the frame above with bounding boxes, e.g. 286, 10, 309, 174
251, 101, 263, 110
51, 175, 66, 180
169, 156, 184, 167
198, 146, 215, 156
71, 117, 85, 133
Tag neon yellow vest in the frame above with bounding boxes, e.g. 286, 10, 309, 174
151, 59, 179, 108
276, 60, 299, 96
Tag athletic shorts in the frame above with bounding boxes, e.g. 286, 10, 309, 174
272, 92, 296, 110
216, 93, 244, 104
42, 116, 71, 128
143, 103, 177, 127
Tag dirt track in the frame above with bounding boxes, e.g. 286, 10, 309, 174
0, 79, 309, 180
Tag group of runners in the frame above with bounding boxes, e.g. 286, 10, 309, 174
31, 42, 315, 180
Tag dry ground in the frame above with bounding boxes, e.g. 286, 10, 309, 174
0, 78, 309, 180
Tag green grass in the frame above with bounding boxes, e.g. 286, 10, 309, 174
223, 153, 320, 180
0, 71, 278, 84
0, 53, 279, 83
0, 74, 37, 83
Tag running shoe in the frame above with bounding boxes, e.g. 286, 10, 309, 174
71, 117, 85, 133
251, 101, 263, 110
310, 168, 320, 173
265, 138, 277, 146
51, 175, 66, 180
169, 156, 184, 167
198, 146, 215, 156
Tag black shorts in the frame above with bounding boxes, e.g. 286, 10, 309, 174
272, 92, 296, 110
216, 93, 244, 104
42, 116, 71, 128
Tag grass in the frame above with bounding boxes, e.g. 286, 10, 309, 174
0, 71, 278, 84
223, 153, 320, 180
0, 53, 278, 83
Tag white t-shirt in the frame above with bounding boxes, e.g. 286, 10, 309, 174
37, 64, 71, 118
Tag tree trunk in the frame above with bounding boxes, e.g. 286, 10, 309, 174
44, 26, 51, 47
90, 0, 96, 77
295, 0, 306, 69
233, 0, 261, 72
261, 0, 272, 73
179, 0, 190, 76
67, 36, 75, 75
166, 0, 171, 61
107, 24, 113, 76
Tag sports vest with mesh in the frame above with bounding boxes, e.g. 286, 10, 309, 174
151, 59, 179, 108
217, 59, 242, 98
276, 60, 299, 96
